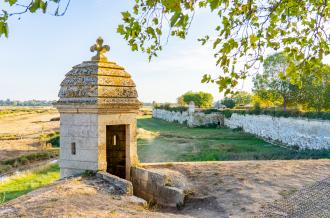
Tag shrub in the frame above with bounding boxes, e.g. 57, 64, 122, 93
222, 109, 330, 120
40, 132, 60, 147
2, 150, 59, 168
221, 97, 235, 109
202, 108, 220, 114
154, 105, 188, 112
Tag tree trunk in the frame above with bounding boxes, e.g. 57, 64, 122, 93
283, 97, 287, 112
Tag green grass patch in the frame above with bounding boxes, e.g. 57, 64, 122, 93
0, 149, 59, 174
39, 131, 60, 147
137, 117, 330, 162
0, 163, 60, 203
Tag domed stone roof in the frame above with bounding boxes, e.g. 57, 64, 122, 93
56, 37, 141, 109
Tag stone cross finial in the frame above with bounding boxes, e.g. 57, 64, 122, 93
90, 37, 110, 62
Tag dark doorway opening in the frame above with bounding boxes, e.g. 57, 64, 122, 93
106, 125, 126, 179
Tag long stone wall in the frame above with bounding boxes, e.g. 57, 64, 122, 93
225, 113, 330, 149
152, 109, 223, 127
152, 109, 330, 149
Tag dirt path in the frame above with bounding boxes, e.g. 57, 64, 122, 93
0, 111, 59, 161
144, 159, 330, 217
0, 177, 188, 218
0, 160, 329, 217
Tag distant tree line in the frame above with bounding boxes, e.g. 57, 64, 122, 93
0, 99, 54, 106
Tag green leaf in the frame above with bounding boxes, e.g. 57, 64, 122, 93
213, 38, 220, 49
5, 0, 17, 6
170, 12, 181, 27
0, 21, 9, 38
117, 25, 125, 34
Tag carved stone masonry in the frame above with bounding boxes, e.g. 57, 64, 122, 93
55, 37, 141, 180
90, 37, 110, 62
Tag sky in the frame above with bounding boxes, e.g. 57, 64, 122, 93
0, 0, 254, 103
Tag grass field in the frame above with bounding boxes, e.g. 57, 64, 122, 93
0, 107, 56, 119
0, 163, 60, 204
137, 117, 330, 162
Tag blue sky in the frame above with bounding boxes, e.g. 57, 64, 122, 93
0, 0, 253, 103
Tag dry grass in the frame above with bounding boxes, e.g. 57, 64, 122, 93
0, 108, 59, 174
1, 160, 329, 217
144, 159, 330, 217
0, 177, 186, 218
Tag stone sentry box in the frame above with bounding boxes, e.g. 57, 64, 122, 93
55, 37, 141, 180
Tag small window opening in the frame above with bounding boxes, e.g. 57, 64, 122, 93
71, 142, 76, 155
113, 135, 117, 146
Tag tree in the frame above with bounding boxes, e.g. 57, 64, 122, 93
299, 64, 330, 112
117, 1, 330, 94
232, 91, 252, 106
180, 91, 213, 108
2, 1, 330, 94
253, 52, 299, 111
221, 97, 235, 109
176, 95, 186, 106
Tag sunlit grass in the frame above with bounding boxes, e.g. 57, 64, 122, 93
137, 117, 330, 162
0, 107, 56, 118
0, 163, 60, 204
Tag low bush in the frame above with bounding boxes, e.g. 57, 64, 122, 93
154, 105, 188, 112
219, 109, 330, 120
202, 108, 220, 114
39, 132, 60, 147
2, 149, 59, 168
154, 105, 330, 120
0, 165, 12, 174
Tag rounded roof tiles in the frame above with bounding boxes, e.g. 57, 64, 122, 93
56, 38, 141, 108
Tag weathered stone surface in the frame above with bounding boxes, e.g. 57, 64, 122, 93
225, 113, 330, 149
96, 171, 133, 195
128, 196, 148, 207
153, 109, 330, 149
153, 109, 224, 127
56, 38, 141, 180
131, 167, 185, 208
57, 60, 141, 107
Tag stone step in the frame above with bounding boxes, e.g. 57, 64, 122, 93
96, 171, 133, 195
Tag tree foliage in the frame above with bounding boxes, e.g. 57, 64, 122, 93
116, 0, 330, 94
176, 95, 186, 106
0, 0, 68, 37
299, 64, 330, 112
2, 1, 330, 95
253, 52, 300, 111
232, 91, 252, 106
221, 97, 235, 109
253, 52, 330, 111
180, 91, 214, 108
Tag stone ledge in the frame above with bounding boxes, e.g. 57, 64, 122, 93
96, 171, 133, 195
131, 167, 185, 208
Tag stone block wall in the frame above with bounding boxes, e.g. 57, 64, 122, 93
131, 167, 185, 208
60, 113, 99, 178
152, 109, 330, 149
152, 109, 223, 127
225, 113, 330, 149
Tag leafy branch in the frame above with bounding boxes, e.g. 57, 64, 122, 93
0, 0, 70, 37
